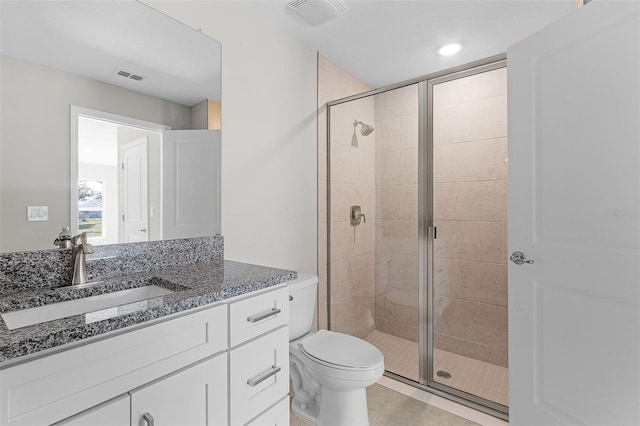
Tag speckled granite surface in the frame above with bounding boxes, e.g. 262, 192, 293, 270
0, 260, 296, 365
0, 236, 297, 366
0, 236, 224, 294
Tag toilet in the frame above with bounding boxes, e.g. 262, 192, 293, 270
288, 273, 384, 426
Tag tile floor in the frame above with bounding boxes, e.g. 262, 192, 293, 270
289, 383, 481, 426
364, 330, 509, 407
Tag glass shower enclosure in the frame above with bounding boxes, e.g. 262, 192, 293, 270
325, 57, 508, 418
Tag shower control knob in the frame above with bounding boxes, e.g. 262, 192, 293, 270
510, 251, 534, 265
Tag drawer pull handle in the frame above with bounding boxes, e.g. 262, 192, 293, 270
247, 365, 282, 387
142, 412, 154, 426
247, 307, 281, 323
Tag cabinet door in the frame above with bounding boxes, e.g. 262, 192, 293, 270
54, 395, 129, 426
131, 354, 227, 426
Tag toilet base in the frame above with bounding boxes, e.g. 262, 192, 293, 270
291, 385, 370, 426
317, 387, 370, 426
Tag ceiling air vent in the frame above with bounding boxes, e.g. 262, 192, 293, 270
287, 0, 348, 26
114, 68, 144, 82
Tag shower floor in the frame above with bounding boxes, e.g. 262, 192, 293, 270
365, 330, 509, 407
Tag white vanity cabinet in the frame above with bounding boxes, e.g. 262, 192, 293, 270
228, 289, 290, 425
0, 284, 290, 426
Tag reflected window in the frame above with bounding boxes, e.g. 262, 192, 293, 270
78, 180, 103, 237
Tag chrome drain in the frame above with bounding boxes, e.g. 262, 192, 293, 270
436, 370, 452, 379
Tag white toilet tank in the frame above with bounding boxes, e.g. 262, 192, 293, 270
287, 273, 318, 341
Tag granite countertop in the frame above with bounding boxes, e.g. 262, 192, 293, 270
0, 260, 296, 366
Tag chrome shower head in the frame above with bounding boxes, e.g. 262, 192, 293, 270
354, 120, 375, 136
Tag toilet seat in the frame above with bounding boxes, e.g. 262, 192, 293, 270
299, 330, 384, 371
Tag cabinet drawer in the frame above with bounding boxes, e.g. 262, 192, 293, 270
0, 304, 227, 426
229, 287, 289, 347
230, 327, 289, 425
245, 396, 290, 426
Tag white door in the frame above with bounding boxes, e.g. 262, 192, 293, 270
162, 130, 221, 239
120, 137, 149, 242
508, 2, 640, 425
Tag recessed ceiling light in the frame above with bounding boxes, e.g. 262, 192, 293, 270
439, 43, 462, 56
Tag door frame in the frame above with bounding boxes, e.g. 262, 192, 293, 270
70, 106, 170, 237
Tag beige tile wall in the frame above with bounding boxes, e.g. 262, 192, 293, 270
375, 85, 420, 342
318, 54, 375, 337
432, 67, 509, 367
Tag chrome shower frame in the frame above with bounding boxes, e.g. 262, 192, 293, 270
325, 53, 508, 421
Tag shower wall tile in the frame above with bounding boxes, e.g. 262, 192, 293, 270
434, 296, 508, 350
432, 68, 508, 368
376, 318, 418, 342
373, 83, 419, 344
434, 258, 507, 307
330, 182, 375, 225
382, 149, 418, 185
434, 181, 507, 222
435, 333, 508, 368
330, 252, 375, 302
381, 184, 418, 220
375, 285, 419, 309
477, 95, 508, 140
432, 220, 457, 259
376, 295, 418, 326
434, 220, 506, 264
434, 138, 507, 183
318, 264, 328, 329
318, 182, 327, 224
331, 284, 376, 338
433, 67, 506, 107
380, 219, 418, 255
318, 53, 374, 333
433, 145, 458, 183
433, 102, 478, 145
382, 85, 419, 118
331, 143, 375, 184
378, 114, 419, 152
457, 138, 507, 181
318, 224, 327, 267
376, 252, 418, 293
330, 221, 375, 262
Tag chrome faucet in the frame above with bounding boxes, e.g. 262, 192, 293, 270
70, 232, 94, 285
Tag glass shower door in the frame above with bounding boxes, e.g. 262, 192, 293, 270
427, 65, 509, 410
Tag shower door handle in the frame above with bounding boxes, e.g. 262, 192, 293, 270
510, 251, 534, 265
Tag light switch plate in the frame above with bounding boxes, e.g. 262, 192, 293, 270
27, 206, 48, 222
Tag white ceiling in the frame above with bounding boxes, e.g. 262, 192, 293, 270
250, 0, 576, 88
0, 1, 221, 106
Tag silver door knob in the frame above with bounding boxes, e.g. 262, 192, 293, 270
139, 228, 147, 233
510, 251, 534, 265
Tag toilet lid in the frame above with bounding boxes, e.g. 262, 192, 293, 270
300, 330, 384, 369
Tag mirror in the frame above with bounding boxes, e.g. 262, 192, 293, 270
0, 1, 222, 253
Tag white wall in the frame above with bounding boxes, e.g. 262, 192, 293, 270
146, 1, 318, 273
0, 55, 192, 252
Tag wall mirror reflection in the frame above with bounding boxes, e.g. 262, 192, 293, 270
0, 1, 222, 253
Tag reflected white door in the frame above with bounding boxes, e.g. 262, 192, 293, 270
508, 2, 640, 425
120, 137, 149, 242
162, 130, 221, 239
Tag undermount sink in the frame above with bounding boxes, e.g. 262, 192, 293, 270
1, 285, 174, 330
